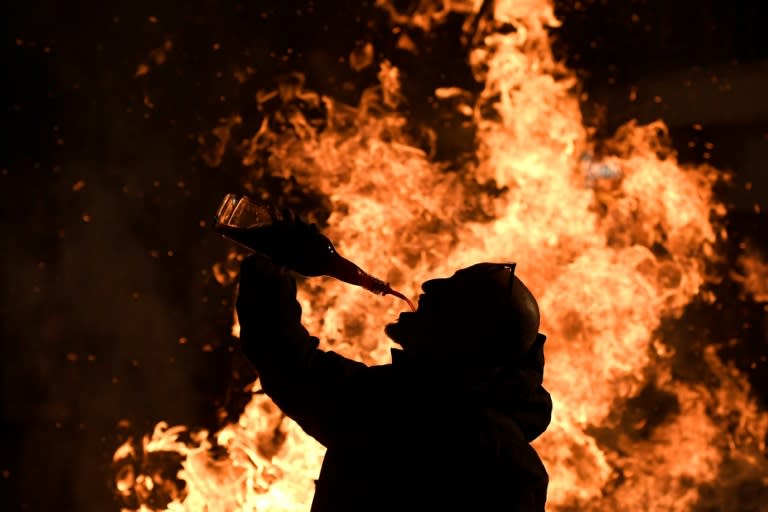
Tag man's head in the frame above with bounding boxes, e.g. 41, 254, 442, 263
385, 263, 540, 371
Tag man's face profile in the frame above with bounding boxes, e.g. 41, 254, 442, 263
384, 264, 520, 357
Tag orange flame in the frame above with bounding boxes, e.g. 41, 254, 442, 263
115, 1, 768, 510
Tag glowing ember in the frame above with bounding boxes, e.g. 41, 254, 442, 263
115, 1, 768, 510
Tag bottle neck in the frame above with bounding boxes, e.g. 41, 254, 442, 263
326, 254, 379, 290
327, 253, 415, 310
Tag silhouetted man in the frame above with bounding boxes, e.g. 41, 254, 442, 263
236, 255, 552, 512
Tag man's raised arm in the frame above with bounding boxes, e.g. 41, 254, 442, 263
235, 255, 367, 446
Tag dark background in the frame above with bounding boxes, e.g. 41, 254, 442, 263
2, 0, 767, 510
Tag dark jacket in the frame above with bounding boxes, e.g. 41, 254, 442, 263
237, 258, 552, 512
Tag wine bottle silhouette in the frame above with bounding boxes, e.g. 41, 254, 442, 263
214, 194, 414, 310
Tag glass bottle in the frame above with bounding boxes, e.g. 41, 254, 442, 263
214, 194, 414, 310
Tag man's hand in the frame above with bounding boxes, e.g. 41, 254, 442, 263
266, 211, 328, 277
236, 254, 300, 338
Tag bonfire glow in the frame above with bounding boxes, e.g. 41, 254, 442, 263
114, 1, 768, 510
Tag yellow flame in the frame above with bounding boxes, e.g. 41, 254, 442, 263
115, 0, 768, 510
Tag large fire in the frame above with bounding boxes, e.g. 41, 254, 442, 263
114, 1, 768, 510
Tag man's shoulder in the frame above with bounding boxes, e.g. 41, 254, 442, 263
350, 361, 397, 386
335, 360, 414, 413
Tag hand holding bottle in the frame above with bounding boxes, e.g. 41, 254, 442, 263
214, 194, 414, 310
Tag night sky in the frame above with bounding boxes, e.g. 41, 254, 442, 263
3, 1, 767, 510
